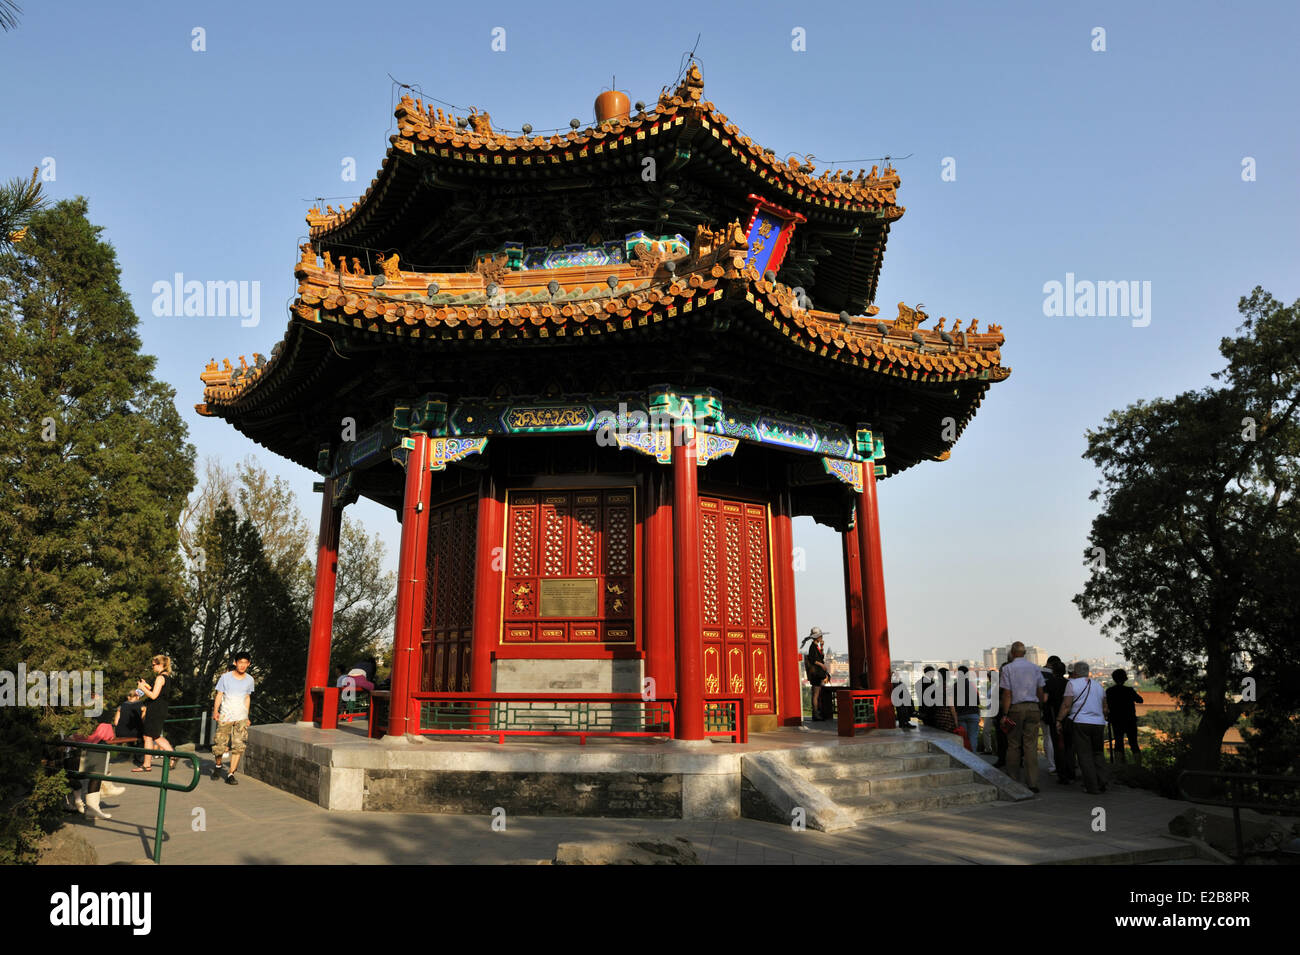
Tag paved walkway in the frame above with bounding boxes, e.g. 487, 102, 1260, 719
67, 743, 1206, 865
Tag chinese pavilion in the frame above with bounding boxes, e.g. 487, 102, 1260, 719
197, 64, 1009, 740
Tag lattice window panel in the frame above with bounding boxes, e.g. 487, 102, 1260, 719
503, 488, 635, 644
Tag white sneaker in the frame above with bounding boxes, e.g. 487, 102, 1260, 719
84, 792, 112, 819
100, 780, 126, 797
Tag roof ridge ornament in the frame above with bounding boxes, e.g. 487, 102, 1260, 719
672, 61, 704, 104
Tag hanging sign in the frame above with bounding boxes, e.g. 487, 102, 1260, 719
742, 194, 806, 276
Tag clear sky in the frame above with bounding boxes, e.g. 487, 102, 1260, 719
3, 1, 1296, 663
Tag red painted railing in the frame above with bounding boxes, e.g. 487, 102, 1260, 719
409, 692, 676, 745
836, 689, 883, 737
704, 697, 748, 743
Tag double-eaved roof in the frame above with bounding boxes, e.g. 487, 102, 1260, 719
198, 65, 1008, 489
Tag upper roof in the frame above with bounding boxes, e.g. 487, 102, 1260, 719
303, 64, 903, 313
197, 64, 1009, 487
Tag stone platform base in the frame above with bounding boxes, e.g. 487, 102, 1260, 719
243, 723, 742, 818
244, 723, 1015, 823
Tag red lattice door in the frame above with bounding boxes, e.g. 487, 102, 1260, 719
502, 489, 635, 644
422, 497, 477, 691
698, 497, 776, 719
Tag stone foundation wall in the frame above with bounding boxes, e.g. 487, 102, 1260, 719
242, 745, 321, 805
363, 769, 681, 817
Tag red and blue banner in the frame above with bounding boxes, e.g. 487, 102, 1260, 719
742, 195, 806, 276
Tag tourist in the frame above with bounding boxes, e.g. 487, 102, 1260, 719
955, 666, 981, 751
991, 651, 1012, 767
1042, 656, 1071, 783
999, 642, 1046, 792
891, 670, 916, 729
1105, 669, 1143, 765
212, 651, 256, 785
928, 668, 965, 747
915, 665, 938, 727
337, 657, 377, 695
114, 688, 146, 767
1058, 662, 1110, 795
135, 654, 174, 773
802, 629, 830, 720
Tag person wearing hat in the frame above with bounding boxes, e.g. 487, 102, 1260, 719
801, 628, 831, 721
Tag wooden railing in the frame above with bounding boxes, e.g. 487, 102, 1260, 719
410, 693, 675, 745
836, 689, 883, 736
704, 697, 748, 743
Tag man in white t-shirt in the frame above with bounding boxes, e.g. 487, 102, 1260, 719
1057, 661, 1110, 795
211, 651, 255, 785
998, 642, 1047, 791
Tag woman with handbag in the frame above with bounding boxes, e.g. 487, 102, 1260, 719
802, 628, 831, 721
1057, 662, 1110, 795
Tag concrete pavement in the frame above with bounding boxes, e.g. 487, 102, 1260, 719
64, 743, 1208, 865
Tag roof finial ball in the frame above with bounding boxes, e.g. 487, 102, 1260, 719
595, 87, 631, 124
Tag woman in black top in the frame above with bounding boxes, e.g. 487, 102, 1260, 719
802, 629, 830, 720
1043, 657, 1071, 782
135, 654, 175, 772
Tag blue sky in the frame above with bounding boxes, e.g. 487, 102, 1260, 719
3, 1, 1296, 663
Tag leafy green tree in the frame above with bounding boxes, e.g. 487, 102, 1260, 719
1075, 288, 1300, 772
0, 198, 194, 862
178, 497, 309, 724
330, 516, 397, 672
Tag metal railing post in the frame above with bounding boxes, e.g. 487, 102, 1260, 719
61, 740, 200, 865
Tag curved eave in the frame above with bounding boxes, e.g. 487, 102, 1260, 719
307, 75, 904, 248
201, 256, 1008, 477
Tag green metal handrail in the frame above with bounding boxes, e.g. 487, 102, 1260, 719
63, 740, 201, 864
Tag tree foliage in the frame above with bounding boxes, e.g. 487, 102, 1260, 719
1075, 288, 1300, 772
331, 516, 397, 671
0, 167, 44, 249
178, 497, 307, 722
0, 198, 194, 862
174, 458, 395, 722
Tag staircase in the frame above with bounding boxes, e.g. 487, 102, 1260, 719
785, 738, 998, 819
742, 735, 1000, 830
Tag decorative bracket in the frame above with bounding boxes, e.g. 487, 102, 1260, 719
613, 430, 672, 464
429, 436, 488, 471
822, 457, 863, 493
696, 433, 739, 466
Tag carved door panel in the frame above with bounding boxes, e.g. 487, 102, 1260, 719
502, 489, 635, 644
698, 496, 776, 719
422, 497, 477, 692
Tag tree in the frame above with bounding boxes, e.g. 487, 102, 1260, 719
331, 516, 397, 671
1, 168, 45, 250
0, 2, 21, 33
0, 198, 194, 861
1075, 288, 1300, 772
174, 457, 396, 721
179, 498, 308, 721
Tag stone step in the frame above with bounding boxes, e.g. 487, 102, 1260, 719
837, 783, 999, 819
801, 754, 953, 779
808, 767, 977, 799
782, 740, 934, 765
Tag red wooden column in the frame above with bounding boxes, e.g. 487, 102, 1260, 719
842, 509, 868, 689
388, 434, 432, 737
856, 464, 896, 727
469, 460, 505, 693
643, 467, 676, 702
672, 426, 704, 740
303, 478, 343, 723
772, 491, 802, 726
